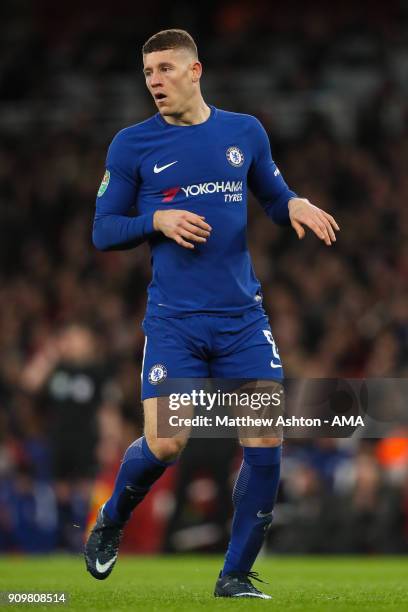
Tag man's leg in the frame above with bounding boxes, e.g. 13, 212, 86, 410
103, 398, 185, 523
222, 437, 281, 575
214, 436, 281, 599
211, 307, 284, 597
85, 397, 188, 580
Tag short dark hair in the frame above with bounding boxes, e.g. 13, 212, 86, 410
142, 29, 198, 58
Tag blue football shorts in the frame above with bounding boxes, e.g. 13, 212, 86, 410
141, 305, 283, 400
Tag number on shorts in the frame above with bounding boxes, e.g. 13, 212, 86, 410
262, 330, 281, 367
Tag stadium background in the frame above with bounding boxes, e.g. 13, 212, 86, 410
0, 0, 407, 557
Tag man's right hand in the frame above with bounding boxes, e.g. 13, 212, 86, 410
153, 209, 212, 249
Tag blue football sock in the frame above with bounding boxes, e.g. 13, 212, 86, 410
104, 437, 175, 524
222, 445, 281, 575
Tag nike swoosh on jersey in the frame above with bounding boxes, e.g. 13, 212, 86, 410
270, 361, 282, 369
95, 556, 117, 573
154, 161, 178, 173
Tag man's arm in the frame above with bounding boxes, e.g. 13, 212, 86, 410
248, 118, 339, 245
92, 130, 156, 251
93, 130, 212, 251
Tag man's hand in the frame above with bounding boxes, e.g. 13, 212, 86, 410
153, 209, 212, 249
288, 198, 340, 246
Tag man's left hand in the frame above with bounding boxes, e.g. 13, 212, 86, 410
288, 197, 340, 246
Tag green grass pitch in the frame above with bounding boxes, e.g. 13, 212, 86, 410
0, 555, 407, 611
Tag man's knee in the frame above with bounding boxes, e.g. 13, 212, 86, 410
145, 435, 187, 462
240, 437, 282, 448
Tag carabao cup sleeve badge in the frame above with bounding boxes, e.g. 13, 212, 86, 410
97, 170, 110, 197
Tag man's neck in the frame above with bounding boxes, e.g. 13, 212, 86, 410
162, 98, 211, 126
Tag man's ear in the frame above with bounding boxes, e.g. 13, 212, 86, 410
191, 60, 202, 83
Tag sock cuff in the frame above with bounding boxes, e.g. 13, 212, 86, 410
141, 436, 178, 467
243, 445, 282, 466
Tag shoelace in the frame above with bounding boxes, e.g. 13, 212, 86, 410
96, 524, 123, 555
246, 571, 267, 584
106, 530, 122, 555
230, 571, 268, 586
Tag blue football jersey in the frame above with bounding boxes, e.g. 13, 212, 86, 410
93, 106, 296, 316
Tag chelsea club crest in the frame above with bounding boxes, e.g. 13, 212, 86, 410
148, 363, 168, 385
226, 146, 244, 167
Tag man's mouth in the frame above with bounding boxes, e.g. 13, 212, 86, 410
154, 93, 167, 101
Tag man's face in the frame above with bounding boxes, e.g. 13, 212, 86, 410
143, 48, 200, 117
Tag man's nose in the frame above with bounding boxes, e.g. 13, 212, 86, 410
150, 72, 163, 87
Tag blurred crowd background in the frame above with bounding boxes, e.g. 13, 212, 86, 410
1, 0, 408, 555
